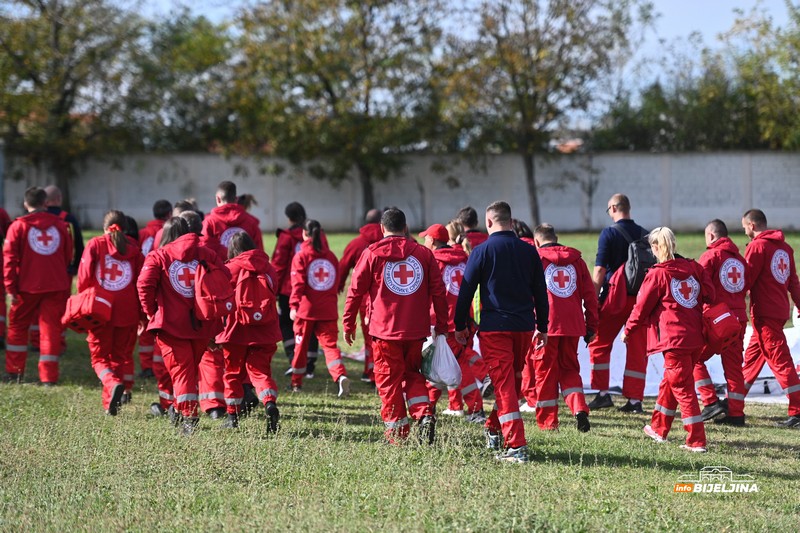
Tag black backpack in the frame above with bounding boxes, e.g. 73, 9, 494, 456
612, 223, 656, 296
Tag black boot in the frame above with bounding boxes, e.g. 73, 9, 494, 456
419, 415, 436, 445
221, 413, 238, 429
265, 402, 280, 433
181, 417, 200, 436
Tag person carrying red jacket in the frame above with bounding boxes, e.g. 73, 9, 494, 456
3, 187, 72, 384
739, 209, 800, 427
289, 220, 350, 395
692, 219, 751, 426
344, 208, 448, 444
0, 206, 13, 346
137, 217, 229, 436
456, 206, 488, 249
528, 224, 598, 432
78, 211, 144, 415
338, 209, 384, 383
216, 232, 282, 432
623, 227, 715, 453
202, 181, 263, 251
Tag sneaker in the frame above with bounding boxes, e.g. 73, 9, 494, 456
618, 400, 643, 414
138, 368, 155, 379
306, 357, 317, 377
465, 410, 487, 424
714, 414, 745, 427
150, 402, 166, 417
287, 384, 302, 393
519, 402, 536, 413
680, 444, 708, 453
180, 417, 199, 436
776, 415, 800, 428
168, 405, 182, 427
360, 372, 374, 383
305, 373, 315, 379
337, 376, 351, 398
700, 401, 726, 421
576, 411, 590, 433
220, 413, 238, 429
643, 425, 667, 443
588, 393, 614, 410
485, 428, 502, 450
207, 407, 226, 420
441, 409, 464, 417
495, 445, 530, 464
481, 376, 494, 399
418, 415, 436, 445
265, 401, 280, 433
107, 384, 125, 416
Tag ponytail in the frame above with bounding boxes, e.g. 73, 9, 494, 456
103, 210, 128, 255
304, 219, 323, 253
648, 226, 676, 263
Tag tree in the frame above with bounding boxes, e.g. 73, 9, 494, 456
442, 0, 653, 225
231, 0, 444, 213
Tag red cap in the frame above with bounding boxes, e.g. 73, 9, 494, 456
419, 223, 449, 243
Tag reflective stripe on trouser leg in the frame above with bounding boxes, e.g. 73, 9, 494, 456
156, 333, 204, 418
719, 325, 747, 416
693, 358, 719, 407
372, 338, 414, 440
661, 349, 706, 447
480, 331, 530, 448
755, 318, 800, 416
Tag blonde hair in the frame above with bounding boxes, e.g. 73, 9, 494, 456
648, 226, 676, 263
446, 220, 472, 255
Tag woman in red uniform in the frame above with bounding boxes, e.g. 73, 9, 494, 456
137, 217, 228, 435
217, 232, 282, 432
623, 227, 714, 452
288, 219, 350, 396
78, 211, 143, 415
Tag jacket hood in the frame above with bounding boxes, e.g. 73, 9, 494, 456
537, 244, 581, 266
651, 257, 695, 275
300, 238, 329, 256
231, 249, 271, 272
359, 223, 384, 243
433, 246, 468, 265
370, 235, 418, 260
164, 233, 199, 261
708, 236, 740, 255
23, 211, 61, 230
755, 229, 785, 244
104, 234, 141, 261
212, 203, 250, 225
275, 225, 303, 239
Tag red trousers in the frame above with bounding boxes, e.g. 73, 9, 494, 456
358, 300, 374, 379
521, 353, 538, 408
650, 349, 706, 447
481, 331, 531, 449
466, 345, 489, 382
693, 322, 747, 417
589, 295, 647, 399
199, 347, 225, 413
155, 332, 208, 418
222, 342, 279, 415
138, 323, 155, 372
6, 291, 68, 382
151, 342, 174, 409
742, 318, 800, 416
88, 324, 137, 409
0, 285, 6, 338
531, 336, 588, 430
426, 335, 483, 414
372, 338, 431, 440
291, 318, 346, 387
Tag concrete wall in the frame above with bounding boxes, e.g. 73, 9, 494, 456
4, 152, 800, 231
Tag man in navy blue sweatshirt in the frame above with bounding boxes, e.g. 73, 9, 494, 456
454, 201, 549, 464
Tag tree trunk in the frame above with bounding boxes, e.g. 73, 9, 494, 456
48, 155, 73, 214
522, 151, 541, 226
357, 163, 375, 222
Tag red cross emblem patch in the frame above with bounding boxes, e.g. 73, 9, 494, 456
771, 250, 791, 284
545, 264, 577, 298
384, 256, 424, 296
719, 258, 745, 293
28, 226, 61, 256
442, 263, 466, 296
307, 258, 336, 291
95, 255, 133, 291
168, 260, 199, 298
670, 276, 700, 308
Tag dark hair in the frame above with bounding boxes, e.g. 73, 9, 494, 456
743, 209, 767, 230
304, 219, 323, 252
217, 181, 237, 203
381, 208, 406, 233
706, 219, 728, 239
228, 231, 256, 260
159, 216, 189, 247
180, 211, 202, 235
609, 193, 631, 214
533, 223, 557, 243
512, 219, 534, 239
103, 210, 128, 255
486, 201, 512, 224
24, 187, 46, 209
285, 202, 306, 224
457, 206, 478, 228
364, 208, 382, 224
152, 200, 172, 220
124, 216, 139, 242
237, 194, 258, 211
173, 199, 198, 215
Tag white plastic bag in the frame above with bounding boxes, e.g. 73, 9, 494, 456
421, 335, 461, 388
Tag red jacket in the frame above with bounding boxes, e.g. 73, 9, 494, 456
78, 235, 144, 327
290, 240, 339, 321
465, 230, 488, 249
745, 229, 800, 322
138, 219, 164, 256
429, 246, 469, 332
538, 244, 598, 337
344, 236, 448, 340
3, 211, 72, 295
215, 249, 282, 345
698, 237, 749, 323
137, 233, 228, 339
625, 258, 715, 354
202, 203, 263, 251
272, 225, 304, 296
337, 223, 383, 293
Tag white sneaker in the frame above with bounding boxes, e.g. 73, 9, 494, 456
643, 425, 667, 443
337, 376, 351, 398
519, 402, 536, 413
441, 409, 464, 417
680, 444, 707, 453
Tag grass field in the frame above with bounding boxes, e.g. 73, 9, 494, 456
1, 232, 799, 531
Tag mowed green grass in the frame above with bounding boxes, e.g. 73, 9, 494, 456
0, 232, 799, 531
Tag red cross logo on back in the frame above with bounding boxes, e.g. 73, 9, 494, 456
393, 264, 414, 285
678, 281, 693, 300
314, 267, 329, 284
553, 270, 571, 288
178, 267, 194, 288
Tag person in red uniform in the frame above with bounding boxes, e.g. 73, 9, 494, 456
3, 187, 72, 384
217, 232, 282, 432
739, 209, 800, 427
137, 217, 229, 435
420, 223, 485, 422
0, 206, 13, 348
513, 218, 539, 412
338, 208, 383, 383
202, 181, 263, 251
289, 219, 350, 395
529, 224, 598, 432
344, 208, 448, 444
457, 206, 488, 249
691, 219, 750, 426
78, 210, 143, 414
623, 227, 714, 452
